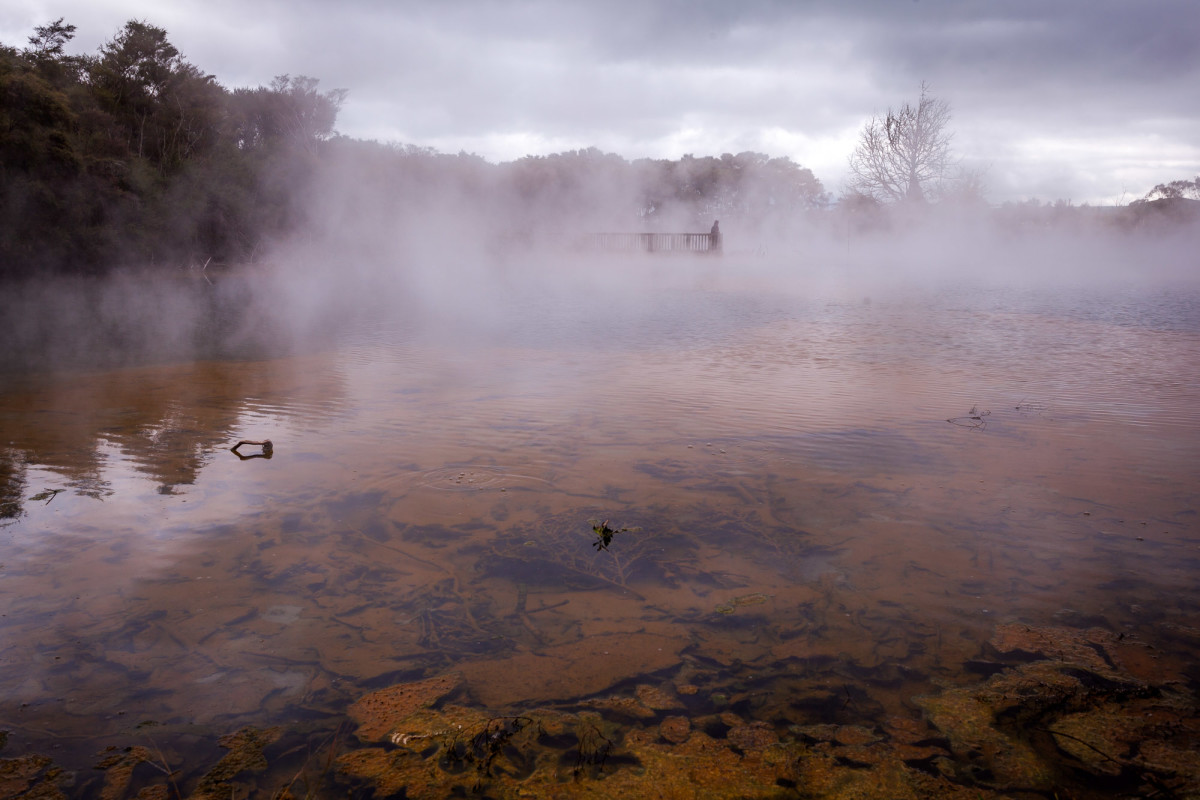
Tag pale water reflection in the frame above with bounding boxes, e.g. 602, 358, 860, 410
1, 266, 1198, 798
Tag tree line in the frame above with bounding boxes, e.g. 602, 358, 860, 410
1, 19, 348, 277
3, 18, 1192, 280
1, 18, 831, 279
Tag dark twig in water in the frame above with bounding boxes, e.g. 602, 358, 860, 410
442, 716, 536, 780
946, 405, 990, 430
1032, 725, 1123, 766
526, 599, 569, 615
29, 488, 64, 505
574, 721, 613, 780
1032, 725, 1184, 799
272, 724, 345, 800
232, 439, 273, 459
137, 730, 184, 800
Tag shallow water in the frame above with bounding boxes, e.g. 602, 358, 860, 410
1, 260, 1198, 797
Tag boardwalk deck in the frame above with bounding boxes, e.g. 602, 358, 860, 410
582, 231, 721, 254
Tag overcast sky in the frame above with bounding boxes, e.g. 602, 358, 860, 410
3, 0, 1197, 204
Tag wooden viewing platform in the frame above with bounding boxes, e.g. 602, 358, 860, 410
581, 231, 722, 255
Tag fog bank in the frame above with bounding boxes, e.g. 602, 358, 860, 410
3, 143, 1198, 374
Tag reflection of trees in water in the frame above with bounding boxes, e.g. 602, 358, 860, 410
0, 274, 302, 373
0, 355, 348, 495
105, 403, 229, 494
0, 448, 27, 522
62, 464, 114, 501
0, 445, 109, 521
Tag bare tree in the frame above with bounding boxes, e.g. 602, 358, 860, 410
848, 83, 954, 204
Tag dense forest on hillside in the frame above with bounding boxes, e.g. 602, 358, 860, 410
2, 18, 1196, 281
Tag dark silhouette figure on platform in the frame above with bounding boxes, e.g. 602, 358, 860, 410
710, 220, 722, 253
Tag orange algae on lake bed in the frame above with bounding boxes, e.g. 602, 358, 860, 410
1, 279, 1198, 798
333, 618, 1200, 799
348, 673, 463, 741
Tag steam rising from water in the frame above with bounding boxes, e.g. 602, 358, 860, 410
2, 153, 1197, 375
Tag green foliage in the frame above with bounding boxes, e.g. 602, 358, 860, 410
25, 18, 90, 87
88, 21, 226, 170
0, 19, 349, 278
1, 17, 830, 278
0, 52, 79, 171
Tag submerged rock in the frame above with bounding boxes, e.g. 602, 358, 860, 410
94, 746, 155, 800
726, 721, 778, 751
915, 663, 1063, 790
634, 683, 684, 711
0, 753, 66, 800
456, 632, 688, 707
337, 675, 1006, 799
916, 623, 1199, 797
347, 673, 462, 742
990, 623, 1123, 674
658, 715, 691, 744
190, 726, 282, 800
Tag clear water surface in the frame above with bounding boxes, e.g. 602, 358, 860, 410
1, 258, 1197, 797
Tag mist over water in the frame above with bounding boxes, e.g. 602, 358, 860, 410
2, 167, 1200, 797
4, 7, 1200, 793
4, 181, 1196, 376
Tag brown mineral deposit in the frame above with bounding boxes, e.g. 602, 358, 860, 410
726, 721, 777, 751
330, 694, 1028, 800
916, 658, 1133, 791
337, 749, 442, 800
832, 724, 880, 746
586, 695, 656, 719
882, 715, 929, 745
1138, 738, 1200, 784
659, 715, 691, 744
790, 723, 840, 742
190, 727, 282, 800
95, 746, 154, 800
0, 754, 65, 800
990, 624, 1122, 675
1047, 708, 1128, 777
792, 744, 999, 800
691, 628, 774, 666
635, 683, 683, 711
457, 632, 687, 707
768, 633, 850, 663
348, 673, 462, 741
574, 729, 797, 799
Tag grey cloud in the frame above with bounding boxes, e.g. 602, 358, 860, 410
2, 0, 1196, 201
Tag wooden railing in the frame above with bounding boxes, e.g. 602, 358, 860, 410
581, 232, 722, 254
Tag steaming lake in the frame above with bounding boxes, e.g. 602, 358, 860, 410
2, 258, 1198, 797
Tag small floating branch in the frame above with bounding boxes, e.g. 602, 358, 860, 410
231, 439, 273, 459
